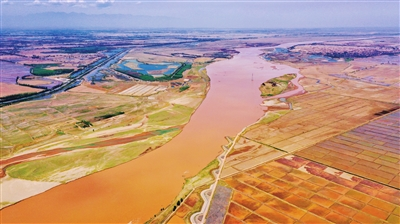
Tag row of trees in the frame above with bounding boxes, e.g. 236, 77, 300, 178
172, 198, 184, 211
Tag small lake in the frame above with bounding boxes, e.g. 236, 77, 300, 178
116, 60, 181, 76
308, 54, 337, 62
1, 61, 31, 84
274, 48, 289, 53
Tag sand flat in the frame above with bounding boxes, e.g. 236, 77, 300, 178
0, 178, 60, 208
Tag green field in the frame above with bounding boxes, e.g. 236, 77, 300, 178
148, 104, 194, 126
7, 130, 180, 183
57, 46, 108, 53
31, 68, 74, 76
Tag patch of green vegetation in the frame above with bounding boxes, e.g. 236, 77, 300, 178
2, 131, 33, 146
186, 159, 218, 186
259, 73, 296, 97
101, 85, 113, 89
56, 130, 65, 135
24, 63, 60, 68
7, 130, 180, 183
53, 105, 69, 113
169, 63, 192, 79
258, 110, 290, 125
154, 127, 180, 135
94, 111, 124, 121
0, 201, 12, 208
0, 92, 39, 101
148, 104, 194, 126
75, 120, 92, 128
242, 110, 290, 136
31, 67, 74, 76
140, 75, 155, 81
57, 46, 107, 54
179, 85, 190, 92
78, 109, 91, 114
7, 149, 107, 182
345, 57, 354, 62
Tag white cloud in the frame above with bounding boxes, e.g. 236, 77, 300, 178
1, 0, 12, 5
23, 0, 88, 6
48, 0, 79, 3
96, 0, 114, 8
23, 0, 47, 6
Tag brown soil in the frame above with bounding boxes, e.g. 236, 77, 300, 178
0, 83, 40, 97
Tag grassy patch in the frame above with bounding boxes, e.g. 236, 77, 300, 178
7, 149, 108, 182
0, 92, 39, 101
94, 111, 124, 121
148, 104, 194, 126
75, 120, 92, 128
258, 110, 289, 124
24, 63, 60, 68
259, 73, 296, 96
242, 110, 290, 135
56, 130, 65, 135
0, 201, 13, 209
56, 46, 107, 54
101, 85, 113, 89
169, 63, 192, 80
31, 68, 74, 76
179, 85, 190, 92
7, 130, 180, 183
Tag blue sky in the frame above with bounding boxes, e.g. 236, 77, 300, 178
1, 0, 399, 29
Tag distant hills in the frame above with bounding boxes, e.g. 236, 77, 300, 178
2, 12, 183, 29
3, 12, 399, 31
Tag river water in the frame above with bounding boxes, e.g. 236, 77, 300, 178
1, 47, 301, 223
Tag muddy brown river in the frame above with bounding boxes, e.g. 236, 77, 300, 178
1, 47, 301, 223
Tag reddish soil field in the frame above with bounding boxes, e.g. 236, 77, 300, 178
0, 83, 39, 97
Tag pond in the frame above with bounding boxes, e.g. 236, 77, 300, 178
308, 54, 337, 62
274, 47, 290, 53
1, 61, 31, 84
116, 60, 181, 76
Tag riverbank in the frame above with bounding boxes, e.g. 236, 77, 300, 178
0, 59, 208, 210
